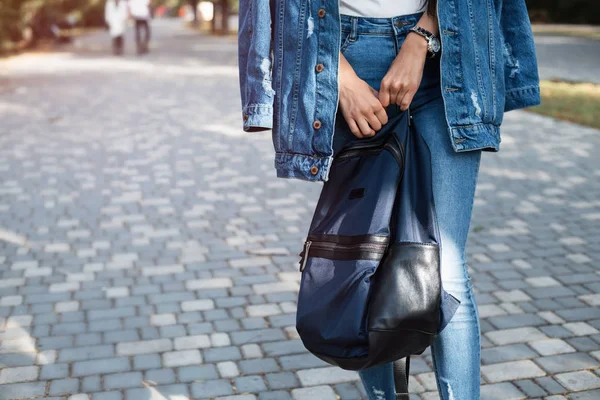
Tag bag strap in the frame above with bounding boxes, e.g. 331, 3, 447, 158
393, 357, 410, 400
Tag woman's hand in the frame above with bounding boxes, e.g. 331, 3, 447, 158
338, 53, 388, 138
379, 12, 439, 111
378, 33, 428, 111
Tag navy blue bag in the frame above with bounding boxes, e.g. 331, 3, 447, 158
297, 112, 460, 381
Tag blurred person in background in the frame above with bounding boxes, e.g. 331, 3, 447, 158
129, 0, 152, 54
104, 0, 128, 55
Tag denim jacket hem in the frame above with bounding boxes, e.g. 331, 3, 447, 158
504, 85, 541, 112
450, 123, 501, 152
274, 153, 334, 182
242, 104, 273, 132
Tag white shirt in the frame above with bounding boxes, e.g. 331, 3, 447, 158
105, 0, 128, 37
339, 0, 425, 18
129, 0, 151, 20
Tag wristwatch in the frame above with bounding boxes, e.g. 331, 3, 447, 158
409, 26, 441, 58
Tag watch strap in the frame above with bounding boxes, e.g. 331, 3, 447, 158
409, 26, 438, 57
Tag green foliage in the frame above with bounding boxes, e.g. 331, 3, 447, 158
0, 0, 107, 49
528, 0, 600, 24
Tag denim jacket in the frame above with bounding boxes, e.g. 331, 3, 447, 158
238, 0, 540, 182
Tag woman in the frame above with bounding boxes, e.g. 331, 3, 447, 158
105, 0, 128, 55
238, 0, 540, 399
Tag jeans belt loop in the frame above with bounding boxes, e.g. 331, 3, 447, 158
350, 16, 358, 41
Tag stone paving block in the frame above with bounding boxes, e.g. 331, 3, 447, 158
539, 325, 573, 339
126, 384, 189, 400
481, 344, 538, 364
514, 379, 546, 398
479, 382, 526, 400
258, 391, 293, 400
103, 371, 143, 390
0, 382, 47, 400
482, 360, 546, 383
215, 396, 257, 400
72, 357, 130, 377
217, 361, 240, 378
291, 385, 338, 400
296, 366, 359, 386
145, 368, 176, 385
239, 358, 280, 375
528, 339, 576, 356
569, 389, 600, 400
40, 363, 69, 380
242, 344, 263, 359
260, 341, 304, 358
333, 382, 363, 400
485, 327, 547, 345
133, 354, 161, 370
279, 353, 329, 371
59, 345, 114, 362
0, 365, 39, 384
178, 365, 219, 382
191, 379, 234, 397
535, 353, 599, 374
91, 392, 122, 400
211, 333, 232, 347
563, 322, 599, 336
116, 339, 172, 356
203, 346, 242, 362
488, 314, 546, 329
554, 370, 600, 391
68, 394, 90, 400
174, 334, 210, 350
82, 375, 101, 392
266, 372, 299, 390
234, 375, 268, 392
231, 329, 286, 345
49, 378, 79, 395
535, 376, 567, 395
162, 350, 202, 367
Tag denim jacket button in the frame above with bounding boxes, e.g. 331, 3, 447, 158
310, 166, 319, 175
315, 64, 324, 73
243, 114, 249, 122
318, 8, 326, 18
313, 120, 322, 129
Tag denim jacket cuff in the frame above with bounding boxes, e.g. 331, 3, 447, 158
242, 104, 273, 132
505, 86, 541, 112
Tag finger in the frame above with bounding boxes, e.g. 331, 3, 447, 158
394, 86, 410, 108
357, 118, 375, 137
367, 112, 382, 132
378, 80, 391, 107
374, 106, 388, 126
346, 118, 363, 139
399, 90, 416, 111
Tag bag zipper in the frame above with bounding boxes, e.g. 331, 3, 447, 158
335, 137, 404, 167
299, 239, 388, 272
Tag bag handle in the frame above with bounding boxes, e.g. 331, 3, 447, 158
393, 357, 410, 400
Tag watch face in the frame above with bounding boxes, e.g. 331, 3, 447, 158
430, 37, 441, 53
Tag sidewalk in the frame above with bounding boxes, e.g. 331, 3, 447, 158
0, 19, 599, 400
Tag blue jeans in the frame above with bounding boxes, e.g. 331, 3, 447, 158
333, 14, 482, 400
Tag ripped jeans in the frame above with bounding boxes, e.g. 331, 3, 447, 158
334, 13, 482, 400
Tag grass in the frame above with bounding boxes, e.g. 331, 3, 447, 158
528, 80, 600, 130
532, 25, 600, 40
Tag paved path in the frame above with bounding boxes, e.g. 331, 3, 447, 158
534, 34, 600, 84
1, 19, 599, 400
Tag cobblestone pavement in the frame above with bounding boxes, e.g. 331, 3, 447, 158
534, 34, 600, 84
1, 19, 599, 400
